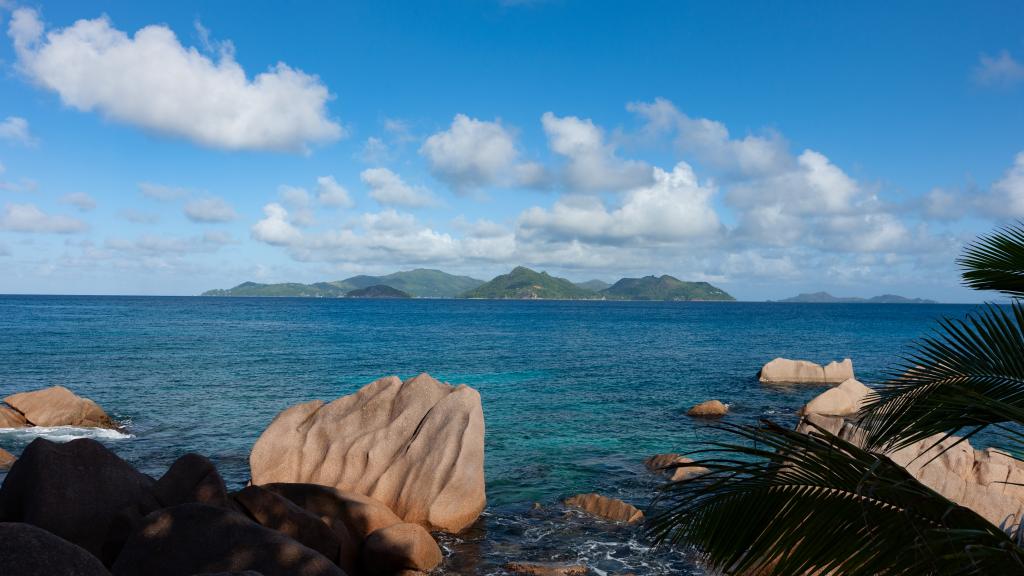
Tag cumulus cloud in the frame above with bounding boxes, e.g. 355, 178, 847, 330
519, 162, 721, 244
0, 116, 37, 146
974, 50, 1024, 87
184, 196, 236, 223
982, 152, 1024, 217
278, 185, 315, 226
118, 209, 160, 224
139, 182, 188, 201
251, 202, 301, 246
0, 202, 87, 233
60, 192, 96, 212
316, 175, 353, 208
361, 168, 437, 207
421, 114, 546, 191
9, 8, 342, 151
541, 112, 652, 192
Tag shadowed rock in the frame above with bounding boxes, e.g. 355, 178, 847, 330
233, 485, 356, 574
0, 438, 156, 560
759, 358, 853, 384
359, 522, 442, 575
686, 399, 728, 418
111, 503, 344, 576
564, 493, 644, 524
0, 522, 111, 576
250, 373, 485, 533
3, 386, 116, 428
261, 483, 402, 543
156, 453, 231, 509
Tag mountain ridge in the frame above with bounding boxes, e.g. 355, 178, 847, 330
778, 291, 938, 304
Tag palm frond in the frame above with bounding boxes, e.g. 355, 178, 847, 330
648, 421, 1024, 575
959, 223, 1024, 298
861, 302, 1024, 453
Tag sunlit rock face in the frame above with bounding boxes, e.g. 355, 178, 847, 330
759, 357, 854, 384
250, 373, 486, 533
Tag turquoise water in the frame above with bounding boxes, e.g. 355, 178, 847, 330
0, 296, 979, 574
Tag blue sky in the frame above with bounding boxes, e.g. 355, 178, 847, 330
0, 1, 1022, 301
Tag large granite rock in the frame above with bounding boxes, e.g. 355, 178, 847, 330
759, 358, 853, 384
3, 386, 116, 429
564, 493, 644, 524
644, 453, 708, 482
261, 483, 404, 543
800, 378, 872, 417
0, 522, 112, 576
155, 453, 231, 509
800, 413, 1024, 528
0, 438, 156, 560
359, 522, 442, 575
250, 373, 485, 533
111, 503, 344, 576
0, 404, 28, 427
686, 400, 728, 418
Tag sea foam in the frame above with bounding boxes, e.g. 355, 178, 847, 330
0, 426, 133, 443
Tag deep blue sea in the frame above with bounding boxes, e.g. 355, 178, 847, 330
0, 296, 981, 574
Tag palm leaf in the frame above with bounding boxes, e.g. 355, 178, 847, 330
861, 302, 1024, 453
959, 223, 1024, 298
648, 421, 1024, 575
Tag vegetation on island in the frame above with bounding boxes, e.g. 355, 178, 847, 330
344, 284, 412, 299
601, 275, 735, 301
575, 279, 612, 292
779, 291, 937, 304
201, 281, 350, 298
459, 266, 596, 299
650, 224, 1024, 574
202, 269, 483, 298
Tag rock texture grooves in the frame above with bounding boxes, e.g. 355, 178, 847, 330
250, 373, 485, 533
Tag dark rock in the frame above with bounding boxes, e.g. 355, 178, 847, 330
111, 503, 344, 576
233, 485, 355, 573
156, 453, 230, 509
261, 483, 402, 542
0, 438, 156, 561
0, 522, 111, 575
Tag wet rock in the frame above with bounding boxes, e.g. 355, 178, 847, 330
250, 373, 485, 533
111, 503, 344, 576
564, 493, 644, 524
0, 448, 15, 470
0, 522, 111, 576
0, 438, 156, 560
233, 485, 355, 573
800, 378, 872, 417
686, 400, 728, 418
644, 454, 707, 481
360, 522, 442, 575
504, 562, 588, 575
3, 386, 116, 428
758, 358, 853, 384
262, 482, 402, 543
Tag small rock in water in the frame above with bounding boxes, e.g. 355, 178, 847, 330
564, 493, 644, 524
3, 386, 117, 429
686, 399, 728, 418
644, 453, 707, 481
758, 357, 854, 385
504, 562, 588, 575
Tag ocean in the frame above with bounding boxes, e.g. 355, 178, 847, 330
0, 295, 981, 574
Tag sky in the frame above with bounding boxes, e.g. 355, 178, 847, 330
0, 1, 1022, 301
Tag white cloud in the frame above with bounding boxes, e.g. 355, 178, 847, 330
358, 137, 391, 164
983, 152, 1024, 217
139, 182, 188, 201
184, 196, 236, 223
361, 167, 437, 207
118, 209, 159, 224
9, 8, 342, 152
541, 112, 652, 192
0, 202, 87, 233
974, 50, 1024, 87
518, 162, 721, 244
0, 116, 36, 146
421, 114, 545, 191
316, 175, 353, 208
251, 202, 301, 246
60, 192, 96, 212
278, 185, 315, 226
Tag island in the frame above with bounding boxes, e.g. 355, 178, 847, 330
600, 275, 735, 301
459, 266, 595, 300
202, 269, 484, 299
778, 291, 938, 304
344, 285, 412, 299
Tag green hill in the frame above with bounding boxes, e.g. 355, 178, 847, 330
600, 275, 734, 301
201, 281, 351, 297
460, 267, 598, 299
339, 269, 483, 298
575, 279, 611, 292
345, 284, 412, 299
779, 291, 937, 304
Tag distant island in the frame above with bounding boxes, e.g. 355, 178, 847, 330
203, 266, 735, 301
345, 284, 411, 299
778, 291, 938, 304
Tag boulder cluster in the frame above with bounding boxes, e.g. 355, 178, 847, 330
758, 357, 854, 384
0, 374, 486, 576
